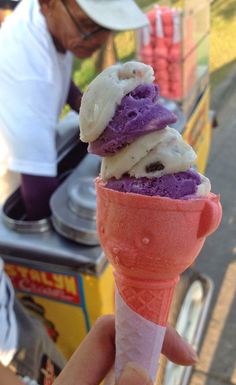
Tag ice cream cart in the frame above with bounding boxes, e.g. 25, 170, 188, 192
0, 117, 115, 360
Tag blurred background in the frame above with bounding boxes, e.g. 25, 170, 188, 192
0, 1, 236, 385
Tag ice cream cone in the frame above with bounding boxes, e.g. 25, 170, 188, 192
96, 177, 222, 381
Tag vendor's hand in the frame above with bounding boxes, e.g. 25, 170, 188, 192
53, 315, 197, 385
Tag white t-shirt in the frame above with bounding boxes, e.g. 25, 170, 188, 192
0, 258, 18, 366
0, 0, 73, 176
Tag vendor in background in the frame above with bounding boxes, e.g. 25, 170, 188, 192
0, 0, 148, 220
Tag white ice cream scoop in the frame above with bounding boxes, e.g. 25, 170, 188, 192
79, 61, 155, 143
101, 126, 197, 180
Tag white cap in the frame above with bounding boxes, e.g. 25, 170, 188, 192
75, 0, 149, 31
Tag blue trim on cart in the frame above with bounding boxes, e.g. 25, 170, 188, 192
77, 274, 91, 332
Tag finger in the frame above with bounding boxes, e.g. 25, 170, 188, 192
117, 362, 153, 385
54, 315, 115, 385
161, 324, 198, 365
103, 366, 115, 385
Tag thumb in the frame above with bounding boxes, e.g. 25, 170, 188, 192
117, 363, 153, 385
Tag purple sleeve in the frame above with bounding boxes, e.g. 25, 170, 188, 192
21, 174, 59, 220
66, 80, 83, 113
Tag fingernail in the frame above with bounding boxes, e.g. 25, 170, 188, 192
118, 362, 153, 385
186, 345, 199, 363
191, 351, 199, 363
175, 330, 199, 364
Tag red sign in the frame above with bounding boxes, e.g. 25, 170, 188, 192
5, 264, 81, 305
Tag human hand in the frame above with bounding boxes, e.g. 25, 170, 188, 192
53, 315, 197, 385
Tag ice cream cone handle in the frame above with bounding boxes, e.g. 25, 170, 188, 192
115, 286, 167, 382
96, 178, 222, 382
114, 273, 179, 381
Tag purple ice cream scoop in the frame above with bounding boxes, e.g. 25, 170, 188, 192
106, 169, 201, 199
88, 84, 177, 156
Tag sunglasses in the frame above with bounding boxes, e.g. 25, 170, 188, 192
62, 0, 110, 41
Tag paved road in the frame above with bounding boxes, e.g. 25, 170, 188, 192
190, 67, 236, 385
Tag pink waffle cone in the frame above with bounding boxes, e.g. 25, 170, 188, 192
114, 271, 179, 326
96, 177, 222, 380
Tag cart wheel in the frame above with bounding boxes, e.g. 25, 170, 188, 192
157, 270, 213, 385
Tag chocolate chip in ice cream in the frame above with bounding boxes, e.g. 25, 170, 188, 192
145, 161, 165, 173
